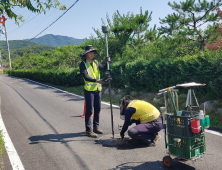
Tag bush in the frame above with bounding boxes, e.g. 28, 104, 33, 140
6, 49, 222, 99
6, 68, 84, 86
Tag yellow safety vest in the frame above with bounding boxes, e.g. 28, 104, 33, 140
83, 60, 102, 91
127, 100, 160, 123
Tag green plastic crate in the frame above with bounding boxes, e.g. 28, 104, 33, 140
167, 112, 201, 137
168, 133, 206, 159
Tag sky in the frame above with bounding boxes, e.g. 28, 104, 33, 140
0, 0, 182, 41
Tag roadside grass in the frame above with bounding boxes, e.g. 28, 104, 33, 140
208, 114, 222, 129
0, 131, 5, 155
44, 83, 222, 130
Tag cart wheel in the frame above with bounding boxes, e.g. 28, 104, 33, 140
163, 156, 173, 168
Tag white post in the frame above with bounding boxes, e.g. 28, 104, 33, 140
4, 25, 11, 70
0, 49, 2, 74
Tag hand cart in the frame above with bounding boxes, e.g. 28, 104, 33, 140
158, 82, 210, 168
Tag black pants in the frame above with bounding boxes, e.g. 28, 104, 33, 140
84, 90, 101, 131
128, 116, 163, 140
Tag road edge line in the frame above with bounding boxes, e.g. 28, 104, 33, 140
205, 129, 222, 137
0, 97, 25, 170
23, 78, 120, 108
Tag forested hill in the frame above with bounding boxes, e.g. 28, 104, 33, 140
0, 40, 37, 50
26, 34, 84, 47
0, 44, 55, 60
0, 34, 84, 49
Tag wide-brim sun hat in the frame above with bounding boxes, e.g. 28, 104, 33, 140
81, 45, 98, 57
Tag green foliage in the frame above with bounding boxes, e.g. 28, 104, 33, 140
5, 5, 222, 103
159, 0, 222, 50
109, 49, 222, 99
6, 68, 84, 86
0, 40, 36, 50
0, 0, 64, 24
0, 130, 5, 155
1, 44, 55, 60
110, 8, 152, 44
54, 45, 83, 69
91, 7, 155, 59
10, 44, 83, 69
8, 48, 222, 100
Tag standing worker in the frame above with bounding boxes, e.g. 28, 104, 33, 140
80, 45, 108, 138
119, 96, 162, 145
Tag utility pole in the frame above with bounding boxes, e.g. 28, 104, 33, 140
0, 15, 11, 70
0, 48, 3, 74
4, 26, 11, 70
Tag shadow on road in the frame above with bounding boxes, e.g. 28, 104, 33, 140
95, 136, 156, 150
67, 98, 84, 101
109, 160, 195, 170
28, 132, 86, 144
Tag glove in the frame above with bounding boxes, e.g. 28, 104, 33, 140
96, 79, 104, 84
120, 132, 125, 140
129, 119, 136, 125
129, 119, 140, 125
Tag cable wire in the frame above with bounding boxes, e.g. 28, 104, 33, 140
26, 0, 79, 44
8, 0, 66, 35
8, 13, 39, 34
24, 0, 67, 37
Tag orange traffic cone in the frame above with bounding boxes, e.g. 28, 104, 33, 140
81, 100, 94, 118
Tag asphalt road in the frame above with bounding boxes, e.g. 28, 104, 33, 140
0, 75, 221, 170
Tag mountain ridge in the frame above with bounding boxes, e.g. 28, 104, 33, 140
0, 34, 84, 49
27, 34, 84, 47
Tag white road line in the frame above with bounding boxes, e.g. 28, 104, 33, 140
0, 98, 25, 170
23, 78, 120, 108
205, 129, 222, 137
23, 78, 222, 137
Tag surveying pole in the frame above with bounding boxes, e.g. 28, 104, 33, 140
102, 25, 114, 138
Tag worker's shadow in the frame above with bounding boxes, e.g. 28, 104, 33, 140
109, 160, 195, 170
94, 137, 155, 150
28, 132, 86, 144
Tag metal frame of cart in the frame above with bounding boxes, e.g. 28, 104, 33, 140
158, 82, 208, 168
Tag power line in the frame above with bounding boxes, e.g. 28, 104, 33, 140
8, 0, 67, 35
26, 0, 79, 44
24, 0, 67, 37
8, 14, 39, 34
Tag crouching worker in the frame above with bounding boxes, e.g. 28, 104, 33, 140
119, 96, 163, 145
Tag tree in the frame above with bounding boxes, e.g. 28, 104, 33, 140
159, 0, 222, 50
0, 0, 66, 24
92, 7, 153, 59
53, 45, 83, 69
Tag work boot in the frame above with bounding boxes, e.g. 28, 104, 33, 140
86, 130, 98, 138
93, 126, 103, 134
152, 134, 161, 145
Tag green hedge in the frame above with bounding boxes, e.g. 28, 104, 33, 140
111, 51, 222, 98
6, 68, 83, 86
6, 51, 222, 99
